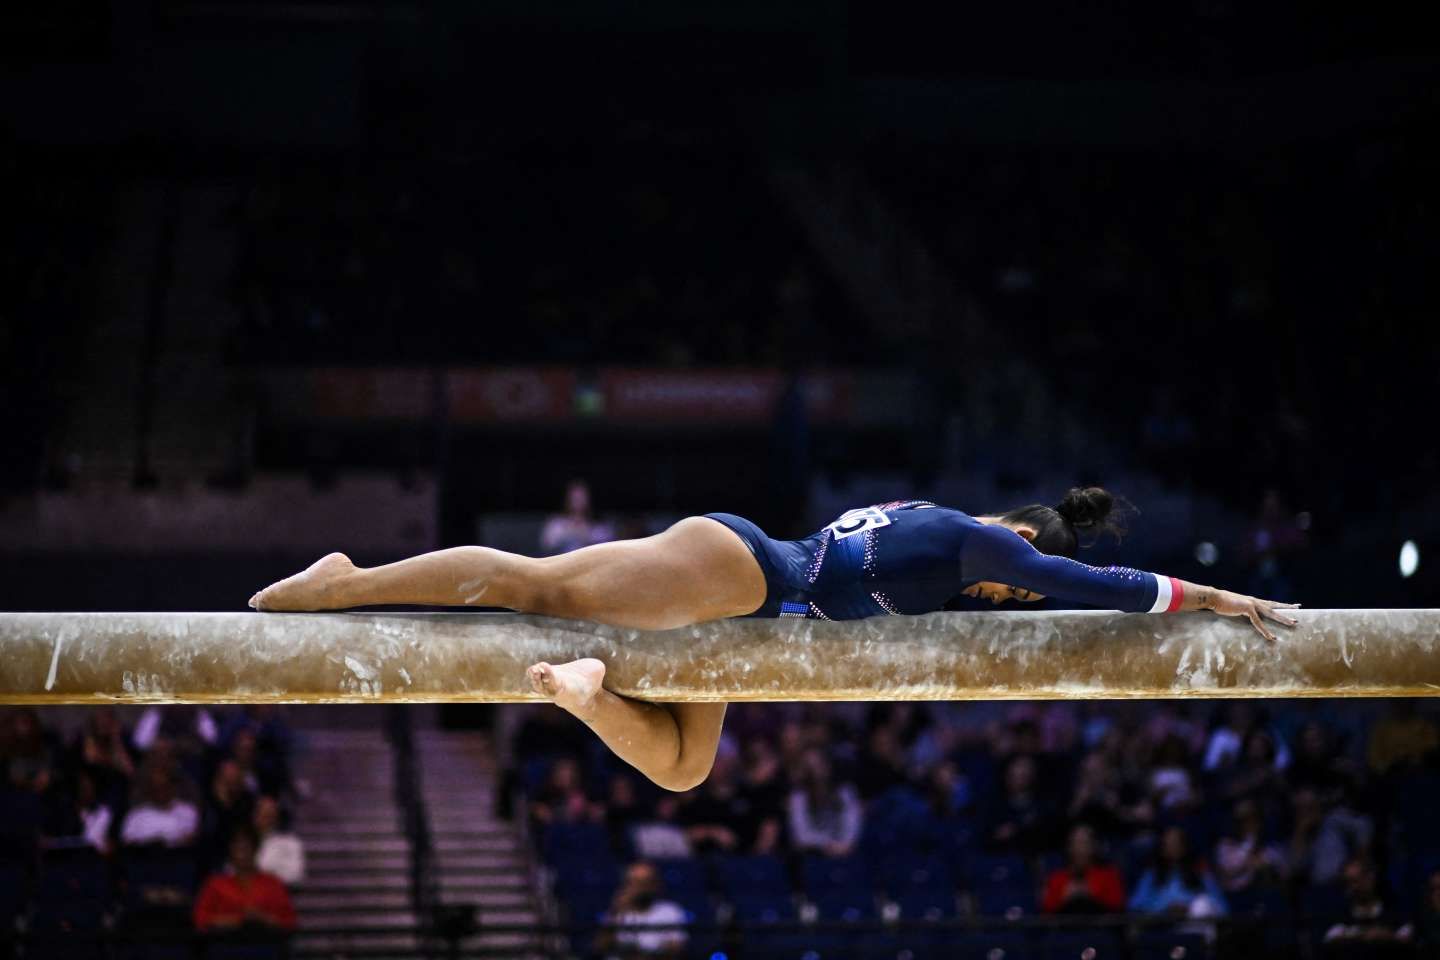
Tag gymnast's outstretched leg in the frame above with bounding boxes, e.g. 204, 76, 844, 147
248, 517, 766, 790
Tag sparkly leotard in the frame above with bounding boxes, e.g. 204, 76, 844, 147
704, 501, 1182, 622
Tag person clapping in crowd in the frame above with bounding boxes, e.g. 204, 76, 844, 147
1128, 826, 1228, 918
594, 861, 687, 960
1042, 824, 1126, 914
787, 749, 862, 859
193, 826, 297, 934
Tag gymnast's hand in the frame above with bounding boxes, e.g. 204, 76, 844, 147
1208, 589, 1300, 642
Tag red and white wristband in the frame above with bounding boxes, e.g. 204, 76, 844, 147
1148, 575, 1186, 613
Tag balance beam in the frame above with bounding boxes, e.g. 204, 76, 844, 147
0, 610, 1436, 705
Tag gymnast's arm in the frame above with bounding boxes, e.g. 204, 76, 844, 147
961, 524, 1300, 640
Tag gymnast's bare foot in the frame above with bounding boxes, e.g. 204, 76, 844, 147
527, 658, 606, 720
250, 552, 358, 611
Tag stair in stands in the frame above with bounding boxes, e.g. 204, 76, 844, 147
418, 730, 548, 957
289, 728, 424, 957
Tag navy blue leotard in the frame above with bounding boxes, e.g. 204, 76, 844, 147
704, 500, 1182, 621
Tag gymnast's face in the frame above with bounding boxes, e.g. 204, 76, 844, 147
962, 582, 1046, 604
965, 519, 1046, 604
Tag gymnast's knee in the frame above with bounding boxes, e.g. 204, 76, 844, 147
519, 559, 588, 618
652, 760, 712, 793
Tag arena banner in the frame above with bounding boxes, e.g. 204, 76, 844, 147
597, 368, 856, 423
446, 368, 576, 422
267, 367, 870, 424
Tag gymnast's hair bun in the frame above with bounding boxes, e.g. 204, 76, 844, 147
1056, 486, 1135, 544
1055, 486, 1111, 529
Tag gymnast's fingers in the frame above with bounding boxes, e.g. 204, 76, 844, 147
1262, 603, 1299, 627
1247, 606, 1276, 642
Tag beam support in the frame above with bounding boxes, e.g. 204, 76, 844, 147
0, 610, 1437, 705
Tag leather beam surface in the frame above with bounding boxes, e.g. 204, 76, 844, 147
0, 609, 1436, 704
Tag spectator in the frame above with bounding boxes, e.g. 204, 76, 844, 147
982, 754, 1059, 856
1041, 824, 1126, 914
1203, 703, 1259, 773
254, 795, 306, 886
1288, 721, 1357, 799
121, 760, 199, 848
540, 479, 615, 555
1321, 857, 1413, 948
132, 706, 218, 789
1214, 797, 1287, 894
787, 749, 862, 859
678, 753, 772, 855
529, 757, 602, 827
1213, 729, 1287, 819
736, 739, 785, 855
1288, 785, 1375, 888
603, 774, 651, 855
594, 861, 687, 960
132, 705, 219, 755
193, 825, 297, 933
42, 768, 113, 855
924, 760, 971, 822
853, 725, 913, 801
628, 794, 693, 861
1366, 700, 1438, 778
1, 708, 55, 795
201, 758, 256, 871
1128, 825, 1228, 917
230, 727, 286, 797
71, 706, 135, 810
1066, 751, 1147, 841
1149, 734, 1202, 814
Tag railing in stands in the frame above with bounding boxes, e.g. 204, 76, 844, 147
385, 705, 444, 952
0, 913, 1424, 959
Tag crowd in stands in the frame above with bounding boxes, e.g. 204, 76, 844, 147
0, 705, 304, 952
513, 698, 1440, 958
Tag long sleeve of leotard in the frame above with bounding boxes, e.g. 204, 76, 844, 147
960, 523, 1185, 613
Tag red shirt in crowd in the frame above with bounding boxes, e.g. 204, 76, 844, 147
193, 871, 298, 931
1041, 864, 1127, 913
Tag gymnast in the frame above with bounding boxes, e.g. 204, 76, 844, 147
248, 487, 1299, 791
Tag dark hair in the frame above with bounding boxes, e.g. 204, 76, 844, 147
997, 486, 1135, 558
229, 824, 259, 851
1153, 825, 1204, 890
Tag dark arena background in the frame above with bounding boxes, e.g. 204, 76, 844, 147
3, 3, 1440, 959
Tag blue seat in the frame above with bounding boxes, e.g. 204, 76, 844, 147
812, 889, 875, 921
1227, 885, 1290, 917
1133, 929, 1209, 959
968, 854, 1036, 917
30, 892, 106, 934
730, 892, 796, 923
802, 854, 869, 898
672, 891, 714, 925
121, 848, 198, 936
972, 881, 1037, 917
553, 857, 619, 899
1038, 929, 1124, 959
541, 821, 612, 864
896, 887, 957, 919
948, 929, 1033, 960
880, 853, 955, 895
655, 857, 709, 900
39, 848, 110, 903
717, 854, 791, 899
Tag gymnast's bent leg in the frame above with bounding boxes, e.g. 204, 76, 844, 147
248, 517, 768, 791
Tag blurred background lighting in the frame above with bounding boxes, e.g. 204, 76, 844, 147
1400, 540, 1420, 578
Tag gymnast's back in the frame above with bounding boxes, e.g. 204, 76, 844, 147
705, 499, 1169, 621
